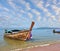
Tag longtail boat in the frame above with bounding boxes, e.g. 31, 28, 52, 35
53, 29, 60, 33
4, 21, 35, 41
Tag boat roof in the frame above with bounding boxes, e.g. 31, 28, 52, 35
11, 30, 20, 32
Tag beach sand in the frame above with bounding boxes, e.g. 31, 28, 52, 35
18, 43, 60, 51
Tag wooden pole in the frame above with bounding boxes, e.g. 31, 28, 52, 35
29, 21, 35, 31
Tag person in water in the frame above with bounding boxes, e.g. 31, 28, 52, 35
26, 31, 32, 40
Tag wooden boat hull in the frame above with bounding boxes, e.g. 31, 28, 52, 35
4, 21, 35, 41
4, 30, 32, 41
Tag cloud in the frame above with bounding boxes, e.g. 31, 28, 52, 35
25, 2, 31, 11
58, 16, 60, 22
28, 12, 33, 19
0, 16, 24, 28
47, 12, 51, 17
0, 4, 9, 12
30, 0, 40, 5
31, 9, 40, 16
7, 0, 31, 14
58, 19, 60, 22
7, 0, 16, 10
51, 5, 60, 15
58, 2, 60, 5
30, 0, 44, 10
17, 0, 31, 11
0, 4, 3, 8
7, 0, 13, 2
32, 0, 52, 17
20, 9, 25, 13
53, 0, 57, 5
18, 0, 26, 4
45, 2, 50, 7
43, 8, 49, 12
37, 1, 44, 9
37, 16, 41, 21
3, 7, 9, 12
51, 15, 57, 21
43, 18, 47, 21
5, 16, 12, 20
0, 0, 60, 28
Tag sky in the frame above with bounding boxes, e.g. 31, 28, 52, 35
0, 0, 60, 28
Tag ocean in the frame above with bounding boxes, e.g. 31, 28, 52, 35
0, 28, 60, 51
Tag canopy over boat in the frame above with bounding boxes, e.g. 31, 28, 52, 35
4, 21, 35, 41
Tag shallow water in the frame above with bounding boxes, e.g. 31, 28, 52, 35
0, 28, 60, 51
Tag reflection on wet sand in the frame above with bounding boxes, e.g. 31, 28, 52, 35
0, 37, 28, 51
4, 37, 27, 46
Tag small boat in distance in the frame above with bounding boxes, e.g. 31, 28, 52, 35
53, 29, 60, 33
4, 21, 35, 41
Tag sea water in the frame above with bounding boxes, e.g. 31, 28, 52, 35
0, 28, 60, 51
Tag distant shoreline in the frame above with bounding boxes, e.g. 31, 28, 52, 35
0, 27, 60, 30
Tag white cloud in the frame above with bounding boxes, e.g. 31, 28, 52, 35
48, 20, 53, 27
58, 19, 60, 22
0, 14, 2, 17
49, 23, 54, 27
0, 0, 60, 28
45, 2, 50, 7
28, 12, 33, 19
8, 0, 31, 12
31, 9, 40, 16
37, 1, 44, 9
51, 15, 56, 21
0, 4, 9, 12
30, 0, 44, 9
42, 8, 52, 18
25, 2, 31, 11
31, 0, 59, 21
0, 4, 3, 8
17, 14, 22, 17
43, 18, 46, 21
7, 0, 13, 2
51, 5, 60, 15
7, 0, 16, 10
58, 2, 60, 5
43, 8, 48, 12
18, 0, 26, 4
58, 16, 60, 22
33, 0, 50, 16
5, 16, 11, 20
37, 16, 41, 21
47, 12, 51, 17
32, 0, 54, 20
0, 16, 12, 22
3, 7, 9, 12
47, 15, 57, 22
30, 0, 40, 4
18, 0, 31, 11
20, 9, 25, 13
53, 0, 57, 5
51, 16, 55, 19
0, 5, 9, 12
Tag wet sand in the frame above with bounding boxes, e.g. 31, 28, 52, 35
26, 43, 60, 51
18, 43, 60, 51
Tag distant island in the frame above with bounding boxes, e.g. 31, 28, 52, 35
34, 27, 60, 30
0, 27, 60, 30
